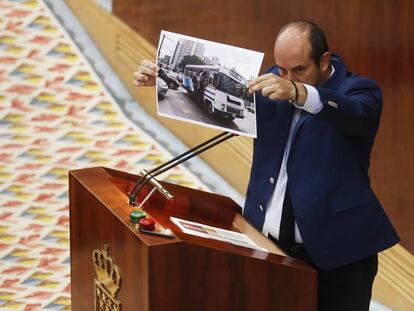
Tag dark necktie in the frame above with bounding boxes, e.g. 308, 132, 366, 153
278, 185, 295, 247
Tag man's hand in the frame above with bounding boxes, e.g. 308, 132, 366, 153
132, 59, 159, 87
246, 73, 307, 105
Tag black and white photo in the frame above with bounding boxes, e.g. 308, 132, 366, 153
156, 30, 263, 138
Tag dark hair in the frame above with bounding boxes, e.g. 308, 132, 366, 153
278, 20, 329, 65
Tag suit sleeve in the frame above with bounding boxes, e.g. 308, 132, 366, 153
315, 77, 382, 138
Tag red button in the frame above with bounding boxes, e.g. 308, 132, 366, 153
139, 217, 156, 231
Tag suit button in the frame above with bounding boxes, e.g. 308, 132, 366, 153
259, 205, 264, 212
269, 177, 275, 184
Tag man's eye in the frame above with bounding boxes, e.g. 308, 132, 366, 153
296, 67, 304, 73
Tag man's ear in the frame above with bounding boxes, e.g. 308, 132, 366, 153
319, 51, 331, 73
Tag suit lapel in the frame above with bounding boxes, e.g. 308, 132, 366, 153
290, 110, 310, 149
322, 54, 346, 90
274, 100, 295, 155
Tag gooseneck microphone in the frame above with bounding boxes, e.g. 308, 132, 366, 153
128, 132, 237, 207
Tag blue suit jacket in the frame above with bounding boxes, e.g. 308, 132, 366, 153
243, 54, 400, 270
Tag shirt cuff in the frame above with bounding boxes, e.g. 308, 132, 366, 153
293, 84, 323, 114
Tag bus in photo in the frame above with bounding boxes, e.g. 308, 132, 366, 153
182, 65, 248, 120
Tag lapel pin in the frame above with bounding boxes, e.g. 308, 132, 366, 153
328, 101, 338, 109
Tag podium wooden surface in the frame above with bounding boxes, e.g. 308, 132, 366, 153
69, 167, 316, 310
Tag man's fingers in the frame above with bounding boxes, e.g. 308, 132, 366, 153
133, 79, 155, 87
132, 59, 158, 87
248, 79, 277, 93
246, 73, 274, 87
246, 73, 277, 89
247, 74, 281, 93
140, 59, 159, 72
136, 65, 158, 78
247, 73, 292, 101
133, 59, 159, 81
261, 81, 292, 100
133, 72, 149, 81
262, 85, 281, 98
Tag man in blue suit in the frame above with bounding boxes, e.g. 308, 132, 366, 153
245, 20, 399, 310
132, 20, 399, 310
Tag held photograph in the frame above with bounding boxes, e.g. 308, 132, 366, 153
156, 30, 264, 138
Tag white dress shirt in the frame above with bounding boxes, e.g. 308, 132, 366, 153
262, 67, 334, 242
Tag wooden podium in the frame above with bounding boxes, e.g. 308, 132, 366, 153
69, 167, 316, 310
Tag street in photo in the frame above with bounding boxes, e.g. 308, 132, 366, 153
156, 30, 264, 138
